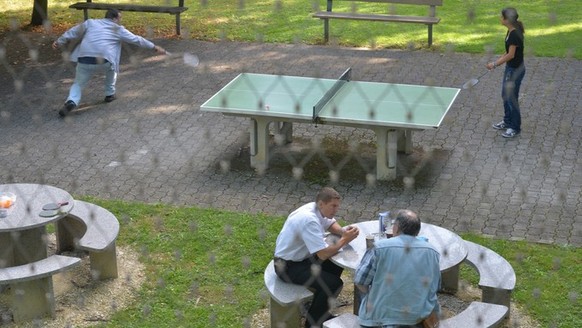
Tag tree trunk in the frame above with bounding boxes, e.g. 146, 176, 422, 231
31, 0, 48, 26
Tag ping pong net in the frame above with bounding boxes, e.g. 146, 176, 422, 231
312, 67, 352, 124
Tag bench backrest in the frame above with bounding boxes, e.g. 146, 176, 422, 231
328, 0, 442, 5
86, 0, 185, 6
325, 0, 442, 17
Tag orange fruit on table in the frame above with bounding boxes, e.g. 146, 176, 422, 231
0, 197, 13, 208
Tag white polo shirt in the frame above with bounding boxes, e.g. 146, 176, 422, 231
274, 202, 336, 261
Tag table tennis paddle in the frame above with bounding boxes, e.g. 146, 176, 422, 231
462, 70, 491, 89
42, 201, 69, 211
39, 209, 59, 217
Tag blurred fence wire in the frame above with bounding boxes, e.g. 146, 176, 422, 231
1, 1, 581, 327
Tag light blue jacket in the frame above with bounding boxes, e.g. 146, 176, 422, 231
355, 235, 441, 327
56, 18, 154, 72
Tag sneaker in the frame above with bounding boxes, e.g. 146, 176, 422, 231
58, 100, 76, 117
502, 128, 519, 138
104, 94, 116, 103
492, 121, 507, 130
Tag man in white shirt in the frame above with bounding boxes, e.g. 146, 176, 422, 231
52, 9, 166, 116
274, 187, 359, 327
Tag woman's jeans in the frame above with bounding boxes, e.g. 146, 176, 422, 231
67, 61, 116, 105
501, 65, 526, 132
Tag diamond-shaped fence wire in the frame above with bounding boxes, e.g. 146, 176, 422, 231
0, 0, 581, 327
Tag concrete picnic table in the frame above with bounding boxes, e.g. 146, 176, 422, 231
0, 183, 74, 266
328, 220, 468, 314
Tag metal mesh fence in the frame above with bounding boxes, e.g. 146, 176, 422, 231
1, 0, 581, 327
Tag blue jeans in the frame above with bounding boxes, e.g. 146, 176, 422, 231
501, 65, 525, 132
67, 62, 117, 105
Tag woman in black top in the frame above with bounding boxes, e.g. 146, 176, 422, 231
487, 7, 525, 138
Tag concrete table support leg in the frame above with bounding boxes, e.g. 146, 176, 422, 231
441, 265, 460, 293
275, 121, 293, 144
374, 128, 398, 180
250, 117, 272, 173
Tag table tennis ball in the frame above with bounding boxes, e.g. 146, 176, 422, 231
183, 53, 199, 67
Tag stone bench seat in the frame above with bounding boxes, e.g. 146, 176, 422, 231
264, 259, 314, 327
56, 200, 120, 280
323, 302, 508, 328
0, 255, 81, 322
463, 240, 516, 316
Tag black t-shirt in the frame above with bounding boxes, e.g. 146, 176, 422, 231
505, 29, 524, 68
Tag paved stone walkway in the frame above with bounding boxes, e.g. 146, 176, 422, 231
1, 37, 581, 245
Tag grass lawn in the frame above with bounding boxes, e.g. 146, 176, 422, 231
1, 0, 581, 59
81, 197, 580, 328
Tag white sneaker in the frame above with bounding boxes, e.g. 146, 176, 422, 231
492, 121, 507, 130
502, 128, 519, 138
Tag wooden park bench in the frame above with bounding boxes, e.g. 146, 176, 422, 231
323, 302, 508, 328
55, 200, 120, 280
264, 259, 314, 327
0, 255, 81, 322
313, 0, 442, 46
69, 0, 188, 35
463, 240, 516, 317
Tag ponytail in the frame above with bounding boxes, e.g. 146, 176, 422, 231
502, 7, 525, 34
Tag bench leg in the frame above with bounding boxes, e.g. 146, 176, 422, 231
11, 277, 56, 322
175, 13, 181, 35
270, 297, 303, 328
55, 216, 86, 253
482, 287, 511, 318
89, 243, 118, 280
427, 24, 433, 46
324, 18, 329, 42
441, 264, 460, 293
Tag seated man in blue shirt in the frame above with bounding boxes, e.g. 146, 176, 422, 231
355, 210, 440, 328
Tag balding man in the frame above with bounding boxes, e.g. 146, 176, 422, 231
355, 210, 440, 328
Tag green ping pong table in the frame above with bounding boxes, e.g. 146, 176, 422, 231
200, 68, 460, 180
